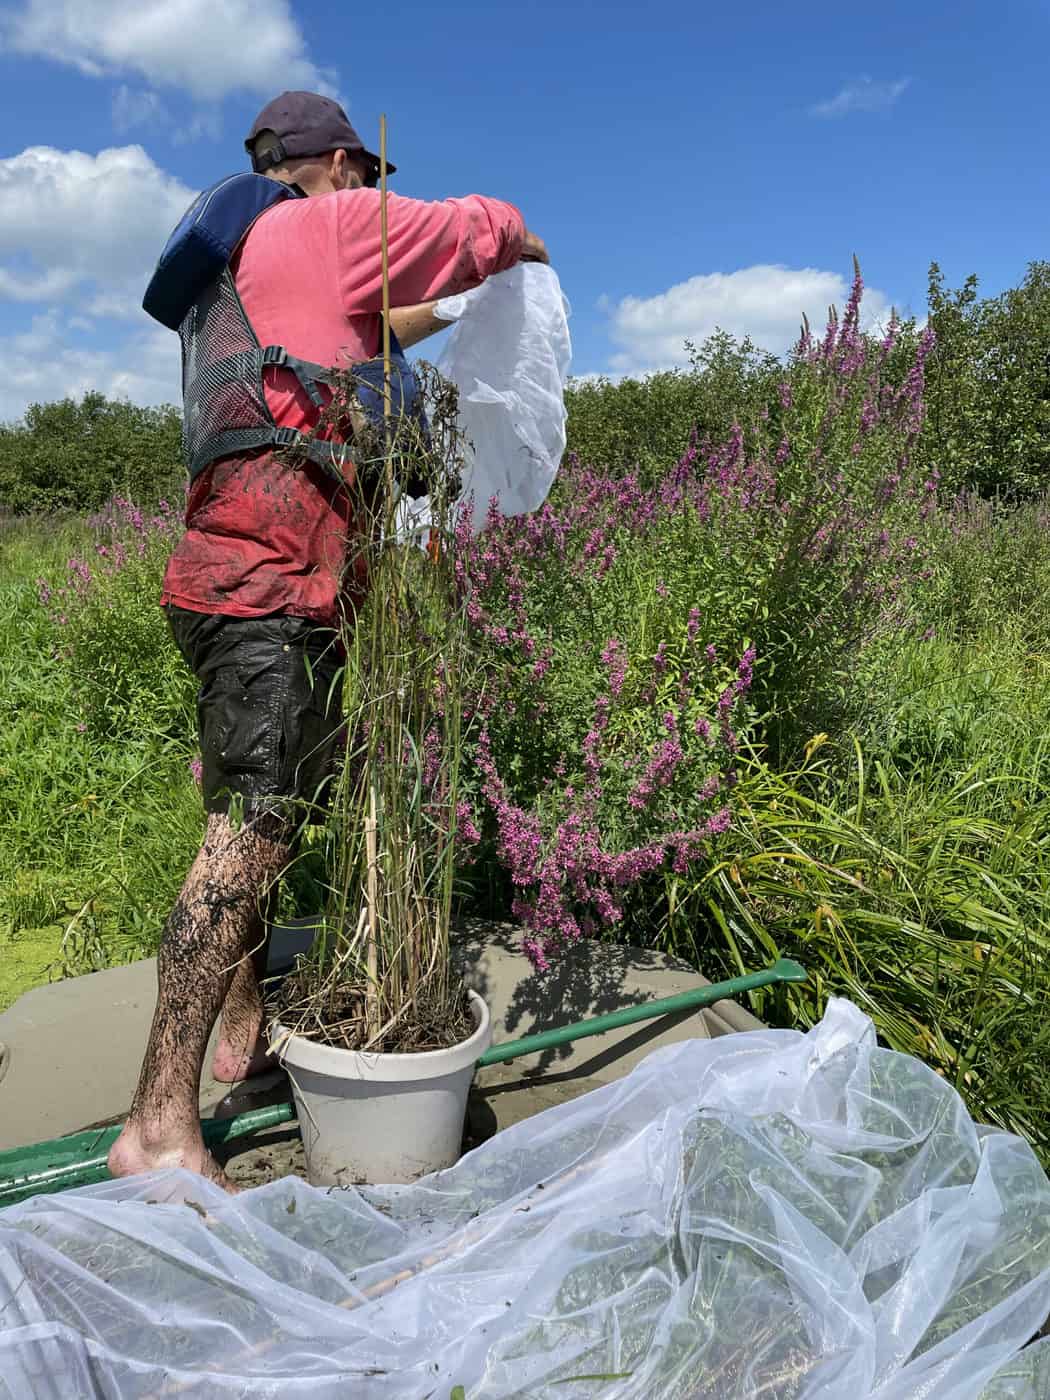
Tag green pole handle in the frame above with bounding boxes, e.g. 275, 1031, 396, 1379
477, 958, 806, 1066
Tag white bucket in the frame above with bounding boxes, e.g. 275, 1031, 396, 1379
270, 991, 491, 1186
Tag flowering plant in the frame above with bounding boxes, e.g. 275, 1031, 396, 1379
37, 494, 192, 742
454, 262, 939, 967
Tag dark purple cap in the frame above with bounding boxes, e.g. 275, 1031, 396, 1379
244, 91, 394, 186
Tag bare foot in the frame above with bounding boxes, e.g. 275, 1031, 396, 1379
108, 1123, 243, 1194
210, 1029, 276, 1084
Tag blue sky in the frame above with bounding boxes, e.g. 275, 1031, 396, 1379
0, 0, 1047, 419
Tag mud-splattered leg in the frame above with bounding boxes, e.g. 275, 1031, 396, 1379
210, 882, 278, 1083
211, 942, 275, 1083
109, 811, 290, 1191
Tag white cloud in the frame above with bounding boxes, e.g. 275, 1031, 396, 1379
0, 312, 180, 421
810, 77, 910, 119
0, 143, 189, 419
111, 84, 167, 132
566, 371, 617, 388
1, 0, 336, 102
0, 144, 194, 315
606, 264, 895, 376
0, 265, 78, 302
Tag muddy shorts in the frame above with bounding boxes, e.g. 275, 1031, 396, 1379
167, 606, 345, 824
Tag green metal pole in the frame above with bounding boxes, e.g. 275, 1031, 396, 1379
477, 957, 806, 1066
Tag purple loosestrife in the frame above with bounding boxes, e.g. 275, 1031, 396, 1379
452, 267, 938, 965
456, 802, 482, 847
67, 558, 91, 590
735, 646, 756, 694
467, 622, 749, 968
601, 638, 628, 699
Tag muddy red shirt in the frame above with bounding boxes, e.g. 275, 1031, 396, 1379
161, 187, 526, 625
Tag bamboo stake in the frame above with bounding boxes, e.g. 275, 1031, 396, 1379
360, 114, 392, 1046
379, 113, 392, 448
364, 784, 380, 1042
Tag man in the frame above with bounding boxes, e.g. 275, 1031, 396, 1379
109, 91, 548, 1190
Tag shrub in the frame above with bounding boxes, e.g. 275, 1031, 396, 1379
917, 491, 1050, 652
564, 331, 781, 483
1, 509, 202, 999
0, 393, 183, 515
917, 260, 1050, 499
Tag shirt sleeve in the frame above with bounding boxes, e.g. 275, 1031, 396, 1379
337, 189, 526, 315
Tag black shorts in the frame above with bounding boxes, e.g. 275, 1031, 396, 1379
167, 607, 345, 823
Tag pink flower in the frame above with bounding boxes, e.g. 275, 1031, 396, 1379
600, 638, 627, 698
456, 802, 482, 846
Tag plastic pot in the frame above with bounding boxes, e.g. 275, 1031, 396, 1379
270, 990, 491, 1186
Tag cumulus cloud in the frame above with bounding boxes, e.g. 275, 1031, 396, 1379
1, 0, 336, 102
0, 144, 194, 316
0, 143, 190, 418
810, 77, 910, 119
606, 264, 895, 376
0, 312, 180, 421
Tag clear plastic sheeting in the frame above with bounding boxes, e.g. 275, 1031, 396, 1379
1, 999, 1048, 1399
400, 262, 571, 540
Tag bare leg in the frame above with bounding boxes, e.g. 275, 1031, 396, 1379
109, 811, 289, 1190
211, 896, 275, 1083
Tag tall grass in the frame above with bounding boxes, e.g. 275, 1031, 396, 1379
0, 512, 201, 1008
276, 364, 476, 1053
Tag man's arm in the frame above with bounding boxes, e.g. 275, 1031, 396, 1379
388, 233, 550, 349
388, 301, 445, 349
339, 191, 548, 315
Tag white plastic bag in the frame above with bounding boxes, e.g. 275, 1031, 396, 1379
1, 999, 1048, 1397
401, 262, 571, 540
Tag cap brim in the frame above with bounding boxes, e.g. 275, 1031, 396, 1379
362, 148, 396, 178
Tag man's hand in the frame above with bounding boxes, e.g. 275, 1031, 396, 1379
520, 230, 550, 265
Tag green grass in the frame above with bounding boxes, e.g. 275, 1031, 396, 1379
663, 628, 1050, 1158
0, 515, 202, 1009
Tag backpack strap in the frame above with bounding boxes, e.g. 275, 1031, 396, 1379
180, 264, 427, 485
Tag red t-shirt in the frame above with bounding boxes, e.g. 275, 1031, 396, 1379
161, 187, 526, 625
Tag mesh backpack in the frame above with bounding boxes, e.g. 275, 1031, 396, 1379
143, 172, 424, 483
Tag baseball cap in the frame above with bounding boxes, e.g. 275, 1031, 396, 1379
244, 91, 394, 185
